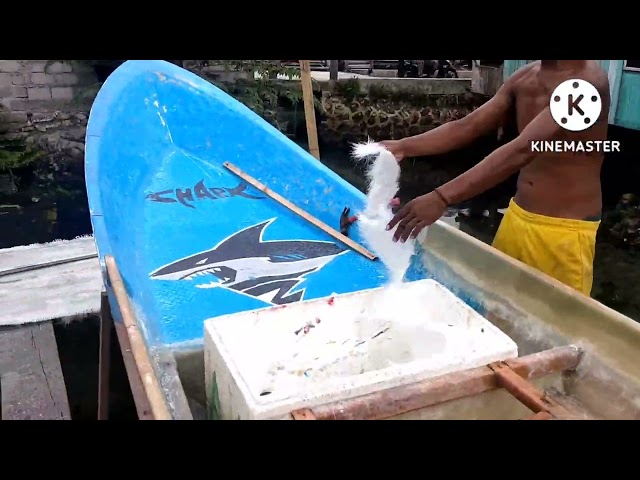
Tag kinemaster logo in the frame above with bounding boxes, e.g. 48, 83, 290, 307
530, 79, 620, 154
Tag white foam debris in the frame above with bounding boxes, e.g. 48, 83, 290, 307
351, 139, 418, 284
259, 141, 435, 395
258, 286, 439, 396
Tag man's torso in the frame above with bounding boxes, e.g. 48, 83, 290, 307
508, 61, 608, 221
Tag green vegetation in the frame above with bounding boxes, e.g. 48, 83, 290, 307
0, 136, 43, 171
60, 60, 321, 132
204, 60, 322, 131
0, 60, 320, 173
332, 79, 361, 102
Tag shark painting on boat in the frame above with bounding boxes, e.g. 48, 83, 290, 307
86, 60, 401, 348
149, 218, 349, 305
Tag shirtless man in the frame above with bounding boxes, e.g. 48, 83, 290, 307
383, 60, 611, 296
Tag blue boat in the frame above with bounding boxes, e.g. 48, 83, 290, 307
85, 60, 426, 352
84, 61, 640, 420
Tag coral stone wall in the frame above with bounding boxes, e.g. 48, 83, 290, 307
0, 60, 97, 169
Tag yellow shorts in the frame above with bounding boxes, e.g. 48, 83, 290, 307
492, 198, 600, 296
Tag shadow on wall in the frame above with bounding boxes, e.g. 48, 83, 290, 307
601, 125, 640, 206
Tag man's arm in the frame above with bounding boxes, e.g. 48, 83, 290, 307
386, 104, 562, 242
436, 106, 561, 205
436, 67, 610, 205
393, 64, 533, 158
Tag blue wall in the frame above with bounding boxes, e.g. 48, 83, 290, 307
613, 67, 640, 130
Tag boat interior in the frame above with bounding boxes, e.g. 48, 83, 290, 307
144, 221, 640, 420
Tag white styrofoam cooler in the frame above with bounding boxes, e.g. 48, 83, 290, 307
204, 279, 518, 420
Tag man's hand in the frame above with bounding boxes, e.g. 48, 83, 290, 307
386, 191, 447, 242
380, 140, 406, 162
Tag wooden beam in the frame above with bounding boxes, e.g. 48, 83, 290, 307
112, 321, 154, 420
0, 323, 71, 420
299, 60, 320, 160
489, 362, 555, 413
104, 256, 172, 420
224, 161, 377, 261
329, 60, 339, 81
489, 362, 576, 418
97, 290, 111, 420
306, 345, 582, 420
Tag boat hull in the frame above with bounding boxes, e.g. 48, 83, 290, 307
85, 60, 425, 350
170, 221, 640, 420
85, 61, 640, 420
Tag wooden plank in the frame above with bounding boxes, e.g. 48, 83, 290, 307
0, 237, 102, 326
0, 237, 96, 273
104, 255, 172, 420
105, 294, 192, 420
97, 291, 111, 420
291, 408, 317, 420
488, 362, 554, 413
224, 161, 378, 261
489, 362, 577, 419
0, 322, 70, 420
113, 322, 154, 420
471, 64, 504, 96
0, 253, 98, 278
309, 345, 582, 420
299, 60, 320, 160
503, 345, 584, 379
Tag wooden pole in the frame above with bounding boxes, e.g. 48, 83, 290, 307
488, 361, 573, 417
224, 161, 377, 261
329, 60, 339, 81
104, 255, 172, 420
299, 60, 320, 160
97, 290, 112, 420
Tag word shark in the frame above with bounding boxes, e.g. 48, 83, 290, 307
149, 218, 348, 305
146, 180, 264, 209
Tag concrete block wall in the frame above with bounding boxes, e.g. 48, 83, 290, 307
0, 60, 99, 163
0, 60, 98, 121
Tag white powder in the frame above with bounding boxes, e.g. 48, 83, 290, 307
351, 140, 419, 284
259, 141, 431, 395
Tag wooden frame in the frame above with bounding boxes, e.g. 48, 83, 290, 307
299, 60, 320, 160
223, 161, 377, 260
97, 255, 172, 420
290, 345, 585, 420
98, 289, 154, 420
0, 322, 71, 420
97, 268, 586, 421
96, 255, 589, 421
